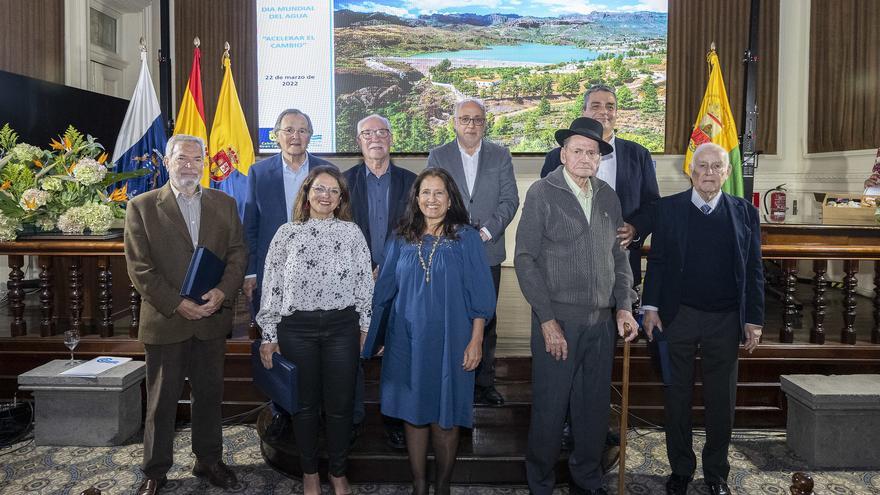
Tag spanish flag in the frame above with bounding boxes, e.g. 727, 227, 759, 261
209, 45, 254, 218
172, 41, 210, 188
683, 48, 744, 197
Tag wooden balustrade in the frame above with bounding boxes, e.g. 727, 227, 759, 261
761, 224, 880, 345
0, 225, 878, 344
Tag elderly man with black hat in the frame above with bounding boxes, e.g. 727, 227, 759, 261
516, 117, 639, 495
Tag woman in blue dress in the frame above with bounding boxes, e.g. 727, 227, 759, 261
362, 168, 496, 495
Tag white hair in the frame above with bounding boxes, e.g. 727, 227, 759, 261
356, 114, 392, 134
692, 142, 729, 168
453, 98, 486, 118
166, 134, 206, 158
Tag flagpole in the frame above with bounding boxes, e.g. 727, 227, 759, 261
158, 0, 172, 135
740, 0, 761, 202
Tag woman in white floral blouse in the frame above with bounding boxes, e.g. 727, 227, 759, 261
257, 166, 373, 495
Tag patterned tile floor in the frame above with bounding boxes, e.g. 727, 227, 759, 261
1, 426, 878, 494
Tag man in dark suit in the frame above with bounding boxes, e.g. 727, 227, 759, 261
427, 98, 520, 406
540, 84, 659, 285
343, 113, 415, 449
243, 109, 336, 307
642, 142, 765, 495
242, 109, 336, 440
125, 134, 247, 495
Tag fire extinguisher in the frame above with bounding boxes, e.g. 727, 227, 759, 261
763, 184, 787, 222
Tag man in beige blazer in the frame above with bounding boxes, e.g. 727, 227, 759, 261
125, 134, 247, 495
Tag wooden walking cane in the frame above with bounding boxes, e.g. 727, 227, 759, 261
618, 323, 633, 495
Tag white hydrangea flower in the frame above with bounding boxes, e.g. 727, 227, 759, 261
81, 202, 115, 234
57, 207, 87, 234
35, 216, 56, 232
0, 213, 20, 241
9, 143, 42, 163
19, 188, 50, 211
72, 158, 107, 186
40, 176, 64, 192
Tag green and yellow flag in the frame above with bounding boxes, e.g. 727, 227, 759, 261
172, 40, 210, 188
209, 45, 254, 218
683, 48, 743, 197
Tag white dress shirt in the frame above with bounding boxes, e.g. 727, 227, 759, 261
597, 135, 617, 190
458, 141, 481, 196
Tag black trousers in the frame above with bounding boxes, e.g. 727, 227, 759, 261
526, 313, 615, 493
142, 336, 226, 479
475, 264, 502, 387
664, 305, 740, 483
277, 307, 360, 476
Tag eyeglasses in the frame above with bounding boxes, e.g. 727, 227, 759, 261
173, 155, 203, 168
277, 127, 311, 136
565, 148, 602, 160
457, 117, 486, 127
358, 128, 391, 139
311, 185, 341, 197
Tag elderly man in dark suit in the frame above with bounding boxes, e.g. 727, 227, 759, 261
427, 98, 519, 406
642, 142, 765, 495
125, 134, 247, 495
343, 113, 415, 449
541, 84, 659, 285
242, 109, 336, 439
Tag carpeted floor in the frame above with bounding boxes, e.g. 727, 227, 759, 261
1, 426, 878, 494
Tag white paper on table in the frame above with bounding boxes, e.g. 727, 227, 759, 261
865, 186, 880, 196
59, 356, 133, 377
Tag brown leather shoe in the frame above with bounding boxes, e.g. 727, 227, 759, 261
193, 460, 237, 489
135, 476, 167, 495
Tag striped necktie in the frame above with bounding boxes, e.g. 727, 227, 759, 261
700, 204, 712, 215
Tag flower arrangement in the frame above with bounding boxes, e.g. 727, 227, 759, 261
0, 123, 149, 241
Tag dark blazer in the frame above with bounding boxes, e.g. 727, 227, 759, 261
642, 190, 765, 338
541, 137, 659, 282
243, 152, 336, 286
342, 161, 416, 268
427, 139, 519, 266
124, 183, 248, 345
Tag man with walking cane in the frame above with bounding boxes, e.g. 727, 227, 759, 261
516, 117, 639, 495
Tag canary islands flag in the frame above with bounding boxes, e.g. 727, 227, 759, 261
173, 43, 210, 188
683, 49, 744, 197
111, 50, 168, 198
209, 49, 254, 218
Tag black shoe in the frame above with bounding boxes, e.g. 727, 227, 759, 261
706, 481, 731, 495
385, 427, 406, 450
569, 482, 608, 495
665, 473, 691, 495
264, 412, 290, 443
193, 460, 237, 489
474, 385, 505, 406
135, 476, 167, 495
561, 422, 573, 451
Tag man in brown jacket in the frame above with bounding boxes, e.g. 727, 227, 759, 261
125, 134, 247, 495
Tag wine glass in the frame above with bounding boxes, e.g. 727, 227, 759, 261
63, 330, 80, 364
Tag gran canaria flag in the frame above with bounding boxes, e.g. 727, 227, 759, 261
111, 48, 168, 198
683, 48, 744, 197
209, 45, 254, 219
173, 40, 210, 188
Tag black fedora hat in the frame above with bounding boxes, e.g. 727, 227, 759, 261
554, 117, 613, 155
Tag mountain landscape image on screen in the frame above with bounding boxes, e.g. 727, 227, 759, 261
333, 1, 667, 153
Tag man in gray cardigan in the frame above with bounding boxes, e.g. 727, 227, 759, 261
427, 98, 519, 406
516, 117, 638, 495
